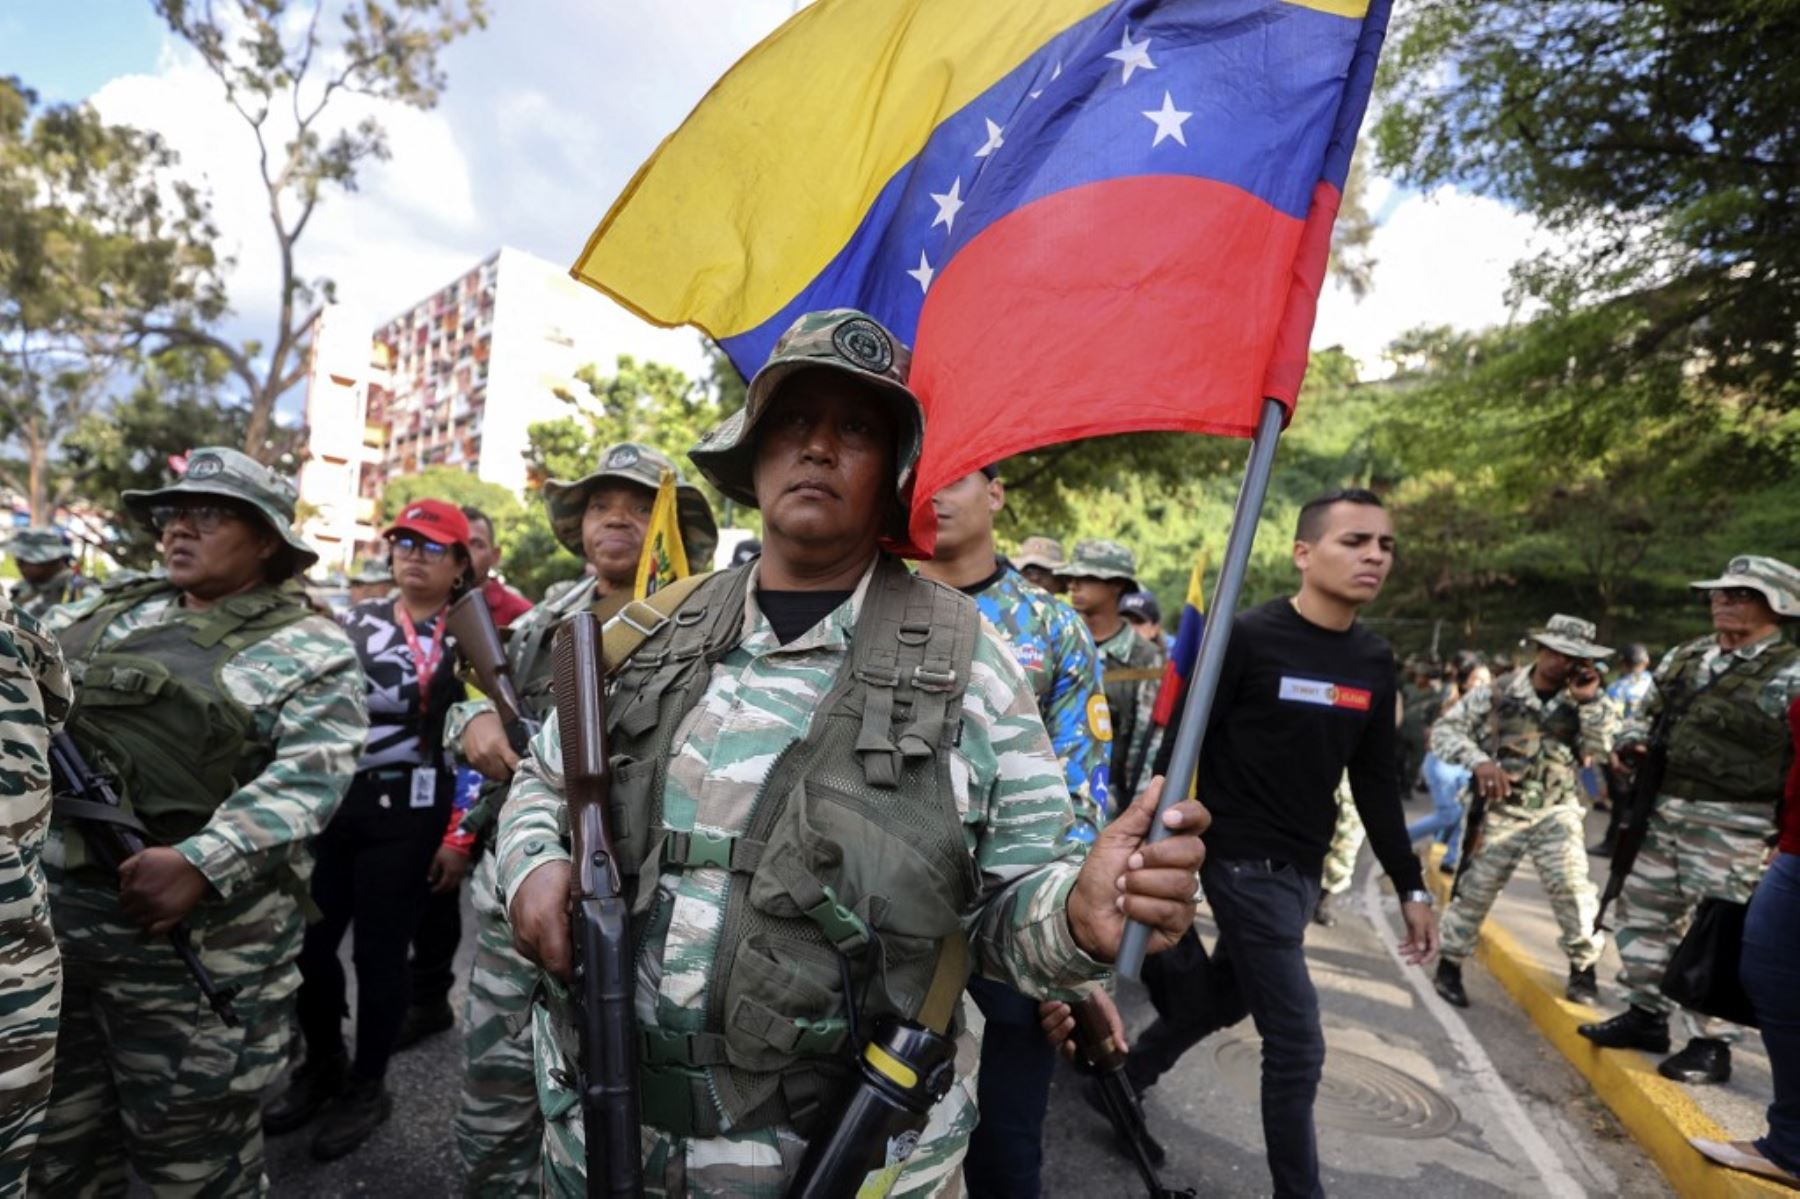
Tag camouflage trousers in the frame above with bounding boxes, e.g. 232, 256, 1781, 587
28, 864, 299, 1198
1440, 802, 1601, 970
454, 850, 542, 1196
1615, 794, 1772, 1041
1320, 778, 1365, 897
534, 992, 982, 1197
0, 892, 60, 1199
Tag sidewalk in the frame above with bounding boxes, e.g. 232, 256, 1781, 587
1423, 805, 1789, 1197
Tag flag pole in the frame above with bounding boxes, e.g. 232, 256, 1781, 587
1115, 396, 1286, 981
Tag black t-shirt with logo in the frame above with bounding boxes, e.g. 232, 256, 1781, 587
1178, 598, 1423, 891
341, 598, 465, 773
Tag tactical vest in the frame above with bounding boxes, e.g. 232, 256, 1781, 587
54, 578, 315, 872
590, 556, 981, 1139
1661, 638, 1798, 806
1487, 671, 1584, 808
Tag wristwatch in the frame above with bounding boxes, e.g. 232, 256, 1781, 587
1399, 889, 1434, 908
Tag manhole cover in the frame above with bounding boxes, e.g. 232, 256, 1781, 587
1212, 1037, 1460, 1140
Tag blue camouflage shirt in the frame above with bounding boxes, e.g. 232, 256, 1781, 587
969, 564, 1111, 839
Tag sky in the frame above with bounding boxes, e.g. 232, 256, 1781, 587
7, 1, 1548, 411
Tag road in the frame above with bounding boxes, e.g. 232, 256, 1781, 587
263, 853, 1669, 1197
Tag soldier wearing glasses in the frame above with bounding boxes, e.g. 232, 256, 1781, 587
30, 448, 368, 1195
1582, 556, 1800, 1085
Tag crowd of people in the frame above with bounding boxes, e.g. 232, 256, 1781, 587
2, 305, 1797, 1197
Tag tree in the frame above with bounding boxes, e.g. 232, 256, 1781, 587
0, 76, 224, 522
1373, 0, 1800, 410
147, 0, 488, 456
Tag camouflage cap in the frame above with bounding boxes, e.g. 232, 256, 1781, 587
543, 442, 720, 571
1058, 539, 1141, 594
122, 446, 318, 573
688, 309, 923, 515
5, 527, 73, 564
1528, 614, 1613, 660
1690, 554, 1800, 618
1012, 535, 1068, 573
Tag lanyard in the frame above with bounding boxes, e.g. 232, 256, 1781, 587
395, 602, 446, 717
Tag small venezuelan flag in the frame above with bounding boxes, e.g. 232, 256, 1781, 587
575, 0, 1392, 552
633, 469, 689, 599
1152, 552, 1209, 728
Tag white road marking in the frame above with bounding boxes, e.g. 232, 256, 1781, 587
1359, 869, 1587, 1198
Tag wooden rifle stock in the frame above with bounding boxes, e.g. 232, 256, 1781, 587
552, 613, 643, 1198
446, 589, 534, 755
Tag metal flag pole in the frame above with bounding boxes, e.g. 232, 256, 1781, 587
1114, 395, 1287, 981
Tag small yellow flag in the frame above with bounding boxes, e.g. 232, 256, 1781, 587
633, 469, 689, 599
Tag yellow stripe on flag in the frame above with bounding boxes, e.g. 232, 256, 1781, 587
1184, 553, 1209, 613
634, 470, 689, 599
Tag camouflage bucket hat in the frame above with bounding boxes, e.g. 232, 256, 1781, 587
1012, 535, 1068, 573
1690, 554, 1800, 618
688, 309, 924, 514
543, 442, 720, 571
6, 527, 73, 564
1058, 539, 1141, 594
1528, 614, 1613, 660
122, 446, 319, 574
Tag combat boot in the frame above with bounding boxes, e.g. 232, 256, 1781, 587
1565, 966, 1599, 1005
1312, 892, 1338, 927
310, 1073, 393, 1161
263, 1048, 348, 1134
1658, 1038, 1731, 1084
1577, 1005, 1670, 1052
394, 997, 454, 1052
1433, 959, 1469, 1008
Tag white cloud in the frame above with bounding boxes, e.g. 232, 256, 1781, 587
1313, 184, 1550, 379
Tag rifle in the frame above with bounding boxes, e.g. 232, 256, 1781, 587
1450, 781, 1487, 901
552, 611, 642, 1198
445, 588, 537, 757
48, 732, 241, 1028
1070, 994, 1195, 1199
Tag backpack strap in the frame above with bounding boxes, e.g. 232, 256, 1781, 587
850, 560, 980, 789
601, 571, 718, 675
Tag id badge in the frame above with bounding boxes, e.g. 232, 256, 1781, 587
410, 767, 438, 810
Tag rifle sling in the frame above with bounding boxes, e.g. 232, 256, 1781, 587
54, 796, 153, 837
601, 572, 715, 675
917, 932, 968, 1035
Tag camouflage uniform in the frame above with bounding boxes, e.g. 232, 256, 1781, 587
1319, 775, 1365, 897
1432, 617, 1618, 972
28, 448, 369, 1196
0, 593, 71, 1198
499, 312, 1108, 1197
445, 444, 717, 1197
5, 529, 95, 624
1058, 541, 1164, 803
1612, 557, 1800, 1040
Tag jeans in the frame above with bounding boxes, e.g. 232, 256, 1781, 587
963, 976, 1057, 1199
296, 770, 447, 1081
1742, 852, 1800, 1175
1407, 753, 1470, 866
1125, 857, 1326, 1199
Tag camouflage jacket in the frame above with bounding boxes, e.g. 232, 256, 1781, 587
497, 561, 1105, 1197
9, 570, 96, 623
45, 588, 368, 900
1096, 622, 1166, 804
1620, 630, 1800, 747
1430, 668, 1616, 810
0, 592, 71, 1040
971, 565, 1110, 838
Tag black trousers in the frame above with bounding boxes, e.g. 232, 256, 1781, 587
962, 976, 1057, 1199
296, 769, 446, 1081
409, 885, 462, 1008
1124, 858, 1326, 1199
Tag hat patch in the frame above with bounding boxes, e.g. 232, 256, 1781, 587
607, 446, 641, 469
1729, 556, 1751, 574
833, 318, 894, 374
187, 454, 224, 480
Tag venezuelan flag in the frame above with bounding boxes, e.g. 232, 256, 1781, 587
633, 470, 689, 598
1152, 552, 1209, 727
575, 0, 1390, 552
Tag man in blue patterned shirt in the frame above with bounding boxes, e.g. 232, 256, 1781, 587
920, 464, 1110, 1199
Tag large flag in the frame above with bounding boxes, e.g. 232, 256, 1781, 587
575, 0, 1392, 552
633, 470, 690, 598
1152, 552, 1209, 727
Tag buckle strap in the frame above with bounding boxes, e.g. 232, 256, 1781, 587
803, 883, 871, 952
730, 997, 848, 1057
640, 1026, 731, 1068
663, 828, 764, 873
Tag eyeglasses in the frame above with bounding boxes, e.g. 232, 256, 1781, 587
1709, 587, 1763, 605
390, 534, 450, 561
149, 503, 239, 535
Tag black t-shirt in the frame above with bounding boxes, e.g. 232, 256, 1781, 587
1170, 598, 1423, 891
758, 589, 855, 645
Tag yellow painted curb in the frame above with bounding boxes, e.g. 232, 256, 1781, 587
1428, 853, 1791, 1198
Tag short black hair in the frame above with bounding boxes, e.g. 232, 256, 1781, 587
460, 505, 494, 539
1295, 488, 1384, 543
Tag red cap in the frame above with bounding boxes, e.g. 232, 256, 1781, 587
383, 498, 471, 551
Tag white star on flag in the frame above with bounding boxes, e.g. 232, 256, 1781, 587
974, 118, 1005, 159
907, 251, 935, 293
1142, 92, 1192, 147
1029, 61, 1063, 100
1105, 27, 1155, 85
930, 178, 965, 231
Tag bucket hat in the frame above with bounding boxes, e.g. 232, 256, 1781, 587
123, 446, 319, 574
1527, 614, 1613, 661
1058, 539, 1141, 595
1013, 536, 1068, 573
1689, 554, 1800, 618
543, 442, 719, 571
6, 527, 73, 565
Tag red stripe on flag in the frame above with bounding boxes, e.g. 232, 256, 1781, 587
908, 175, 1305, 552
